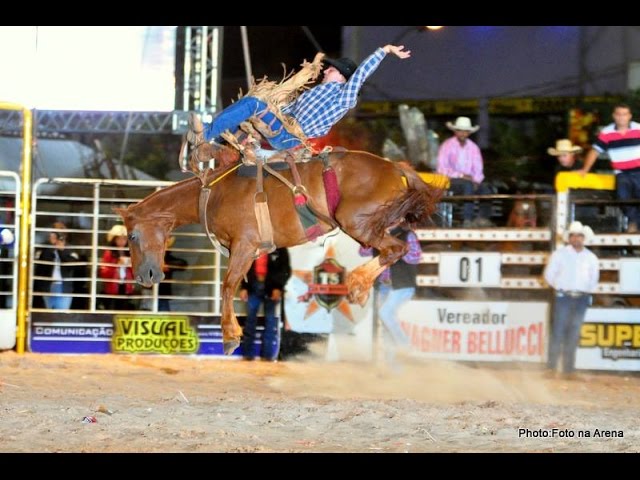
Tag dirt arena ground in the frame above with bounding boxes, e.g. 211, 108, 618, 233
1, 349, 639, 453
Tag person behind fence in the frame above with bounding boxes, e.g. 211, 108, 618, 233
360, 222, 421, 371
548, 138, 600, 223
549, 139, 584, 174
99, 224, 135, 310
0, 227, 14, 309
437, 116, 493, 228
239, 248, 291, 361
187, 44, 411, 151
34, 223, 79, 310
580, 103, 640, 233
544, 221, 599, 378
159, 236, 188, 312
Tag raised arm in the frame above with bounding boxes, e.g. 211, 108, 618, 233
337, 45, 411, 108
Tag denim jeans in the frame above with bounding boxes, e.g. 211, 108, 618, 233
616, 170, 640, 227
547, 294, 590, 373
379, 286, 413, 341
448, 178, 493, 221
204, 96, 302, 150
241, 282, 280, 360
45, 282, 72, 310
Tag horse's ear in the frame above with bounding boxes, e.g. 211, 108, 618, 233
113, 206, 128, 220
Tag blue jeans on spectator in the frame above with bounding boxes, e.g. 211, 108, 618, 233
45, 282, 72, 310
448, 178, 493, 222
616, 170, 640, 227
547, 294, 590, 373
204, 96, 302, 150
378, 286, 414, 370
241, 282, 280, 360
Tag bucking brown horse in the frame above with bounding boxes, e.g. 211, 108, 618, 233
116, 150, 444, 354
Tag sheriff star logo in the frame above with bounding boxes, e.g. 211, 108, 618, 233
293, 245, 355, 322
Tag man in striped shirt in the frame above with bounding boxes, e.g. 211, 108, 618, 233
188, 44, 410, 151
581, 103, 640, 233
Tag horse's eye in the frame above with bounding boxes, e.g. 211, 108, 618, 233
128, 233, 137, 242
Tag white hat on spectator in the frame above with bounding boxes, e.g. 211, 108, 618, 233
564, 221, 594, 244
107, 224, 128, 243
446, 116, 480, 133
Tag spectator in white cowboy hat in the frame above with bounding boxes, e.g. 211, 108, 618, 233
548, 139, 584, 173
437, 116, 493, 227
544, 221, 599, 379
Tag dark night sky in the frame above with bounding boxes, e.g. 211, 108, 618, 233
220, 26, 342, 104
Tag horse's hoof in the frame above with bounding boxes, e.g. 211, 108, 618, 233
223, 340, 240, 355
348, 289, 369, 307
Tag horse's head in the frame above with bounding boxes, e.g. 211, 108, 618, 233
115, 206, 173, 288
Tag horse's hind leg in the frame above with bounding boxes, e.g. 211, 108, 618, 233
221, 243, 256, 355
346, 232, 408, 306
346, 256, 387, 306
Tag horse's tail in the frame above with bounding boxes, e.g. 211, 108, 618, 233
364, 165, 446, 240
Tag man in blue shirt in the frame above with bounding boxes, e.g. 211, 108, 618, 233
187, 44, 411, 151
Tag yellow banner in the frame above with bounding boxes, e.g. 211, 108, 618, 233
359, 96, 623, 116
112, 315, 199, 354
555, 171, 615, 193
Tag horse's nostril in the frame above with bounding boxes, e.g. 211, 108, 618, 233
148, 270, 154, 282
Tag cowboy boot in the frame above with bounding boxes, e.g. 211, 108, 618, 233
187, 112, 204, 145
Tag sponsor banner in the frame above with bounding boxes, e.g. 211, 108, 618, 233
576, 309, 640, 371
399, 300, 548, 362
112, 315, 199, 354
285, 230, 373, 334
285, 230, 374, 360
29, 312, 269, 356
360, 96, 621, 117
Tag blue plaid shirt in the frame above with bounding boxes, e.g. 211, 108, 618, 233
282, 48, 387, 138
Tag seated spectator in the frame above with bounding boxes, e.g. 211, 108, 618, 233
437, 116, 493, 227
548, 139, 583, 174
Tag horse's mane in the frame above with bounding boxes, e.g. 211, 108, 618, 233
125, 176, 202, 221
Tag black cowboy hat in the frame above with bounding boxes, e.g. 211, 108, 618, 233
323, 57, 357, 80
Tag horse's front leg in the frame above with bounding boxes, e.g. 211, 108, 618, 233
221, 244, 256, 355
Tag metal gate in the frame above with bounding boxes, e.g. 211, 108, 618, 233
28, 178, 229, 354
0, 171, 20, 349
